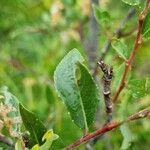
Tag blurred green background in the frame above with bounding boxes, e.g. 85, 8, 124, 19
0, 0, 150, 149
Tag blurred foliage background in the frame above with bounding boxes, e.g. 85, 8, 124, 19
0, 0, 150, 149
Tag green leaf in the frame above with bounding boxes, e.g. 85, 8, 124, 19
127, 78, 148, 99
142, 11, 150, 40
54, 49, 99, 129
111, 39, 128, 60
120, 124, 135, 149
113, 63, 125, 91
122, 0, 140, 6
31, 129, 59, 150
40, 129, 59, 150
93, 4, 112, 27
19, 104, 46, 148
45, 84, 55, 104
0, 142, 12, 150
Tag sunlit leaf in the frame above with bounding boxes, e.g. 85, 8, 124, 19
54, 49, 99, 129
31, 144, 40, 150
19, 104, 46, 148
122, 0, 140, 6
31, 129, 59, 150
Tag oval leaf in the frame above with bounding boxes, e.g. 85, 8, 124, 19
142, 11, 150, 40
111, 39, 128, 60
54, 49, 99, 129
122, 0, 140, 6
19, 104, 46, 148
93, 4, 112, 27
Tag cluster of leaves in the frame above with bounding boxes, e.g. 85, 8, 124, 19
0, 0, 150, 149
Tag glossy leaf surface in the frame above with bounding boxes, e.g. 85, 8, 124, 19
54, 49, 99, 129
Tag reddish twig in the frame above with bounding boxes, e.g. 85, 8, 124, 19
64, 3, 150, 149
64, 107, 150, 150
127, 107, 150, 121
112, 0, 150, 103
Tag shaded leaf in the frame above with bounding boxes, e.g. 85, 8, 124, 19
142, 11, 150, 40
122, 0, 140, 6
111, 39, 128, 60
77, 63, 100, 128
54, 49, 99, 129
120, 124, 135, 149
0, 142, 12, 150
19, 104, 46, 148
127, 78, 148, 99
45, 84, 55, 104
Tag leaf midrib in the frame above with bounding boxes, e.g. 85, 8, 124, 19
20, 105, 41, 145
74, 65, 88, 130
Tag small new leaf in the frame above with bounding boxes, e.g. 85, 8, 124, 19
31, 129, 59, 150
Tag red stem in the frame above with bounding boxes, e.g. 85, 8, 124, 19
64, 1, 150, 149
112, 0, 150, 103
64, 107, 150, 150
64, 122, 121, 150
